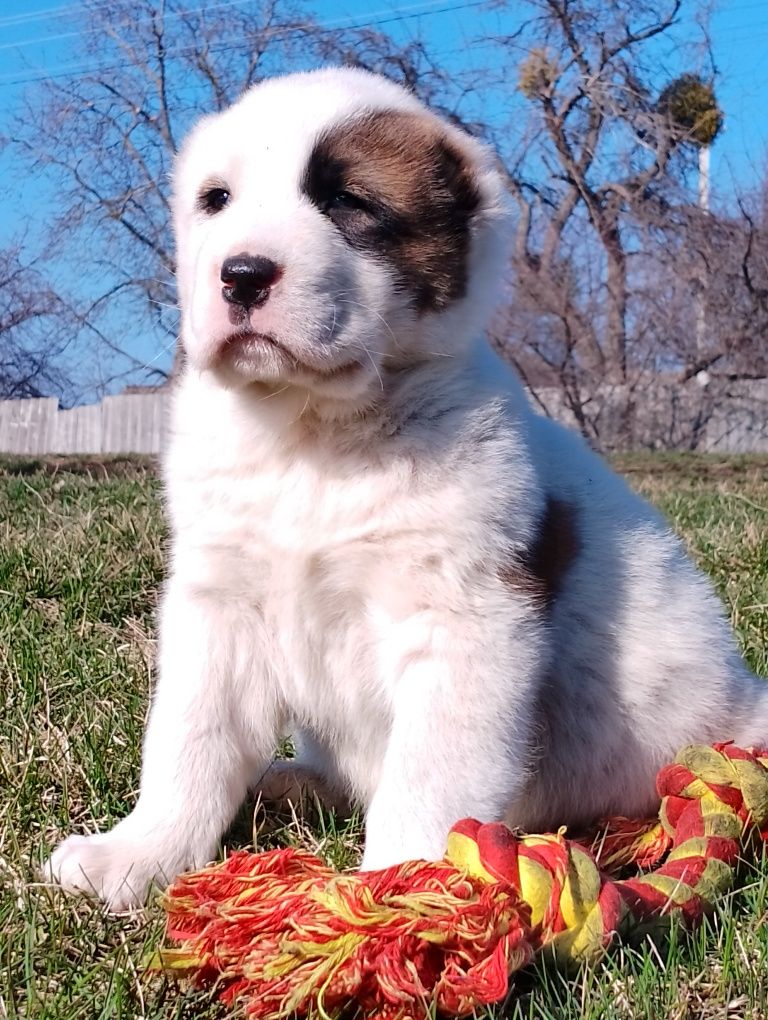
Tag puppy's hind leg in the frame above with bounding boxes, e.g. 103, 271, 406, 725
255, 729, 351, 815
732, 667, 768, 751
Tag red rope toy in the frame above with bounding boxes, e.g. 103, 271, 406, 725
152, 743, 768, 1019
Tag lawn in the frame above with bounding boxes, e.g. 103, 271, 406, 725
1, 453, 767, 1019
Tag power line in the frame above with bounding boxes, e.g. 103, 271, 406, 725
0, 0, 486, 88
5, 0, 763, 94
0, 0, 476, 52
0, 0, 277, 53
0, 0, 120, 31
4, 0, 766, 67
3, 0, 766, 42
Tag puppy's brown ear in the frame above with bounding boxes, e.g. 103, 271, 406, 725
402, 131, 480, 311
434, 136, 481, 219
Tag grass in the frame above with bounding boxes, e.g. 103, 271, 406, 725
1, 452, 767, 1019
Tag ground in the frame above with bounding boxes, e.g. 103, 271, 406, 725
1, 453, 767, 1020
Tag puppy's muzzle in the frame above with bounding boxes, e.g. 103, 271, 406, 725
221, 254, 282, 310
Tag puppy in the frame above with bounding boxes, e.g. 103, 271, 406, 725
48, 67, 768, 910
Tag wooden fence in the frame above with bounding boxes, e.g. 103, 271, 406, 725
0, 394, 167, 456
1, 385, 768, 455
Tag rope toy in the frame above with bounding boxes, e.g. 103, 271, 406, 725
152, 743, 768, 1019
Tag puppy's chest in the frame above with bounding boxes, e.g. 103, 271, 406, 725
176, 452, 406, 568
173, 456, 424, 745
173, 451, 429, 649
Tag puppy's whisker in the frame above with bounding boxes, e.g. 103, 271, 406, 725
125, 336, 179, 377
289, 390, 311, 424
354, 337, 385, 392
333, 296, 454, 361
332, 298, 403, 354
327, 303, 338, 339
256, 384, 291, 403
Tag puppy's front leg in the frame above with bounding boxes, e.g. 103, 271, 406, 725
47, 583, 278, 910
361, 611, 542, 870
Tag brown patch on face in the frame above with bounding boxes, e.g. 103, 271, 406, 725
500, 497, 581, 609
302, 110, 480, 312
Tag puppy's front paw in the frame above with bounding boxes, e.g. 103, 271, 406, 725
45, 828, 167, 911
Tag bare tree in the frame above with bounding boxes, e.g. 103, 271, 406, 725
656, 201, 768, 386
484, 0, 737, 447
635, 190, 768, 448
0, 246, 70, 400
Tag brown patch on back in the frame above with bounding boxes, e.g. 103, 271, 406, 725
302, 110, 480, 312
500, 497, 581, 610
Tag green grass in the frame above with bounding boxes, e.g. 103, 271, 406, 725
1, 453, 767, 1019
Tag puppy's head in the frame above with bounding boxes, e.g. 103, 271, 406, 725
172, 67, 510, 404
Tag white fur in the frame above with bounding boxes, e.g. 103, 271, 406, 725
48, 68, 768, 910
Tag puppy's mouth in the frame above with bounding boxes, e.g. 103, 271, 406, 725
218, 330, 363, 380
222, 330, 282, 355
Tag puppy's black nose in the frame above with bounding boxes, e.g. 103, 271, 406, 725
220, 254, 281, 309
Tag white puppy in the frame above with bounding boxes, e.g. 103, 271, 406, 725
48, 67, 768, 910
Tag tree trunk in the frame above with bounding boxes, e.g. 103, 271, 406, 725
601, 219, 628, 385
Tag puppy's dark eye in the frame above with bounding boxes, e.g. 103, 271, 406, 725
198, 187, 230, 214
327, 190, 369, 212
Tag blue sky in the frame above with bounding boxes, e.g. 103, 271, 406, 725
0, 0, 766, 397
